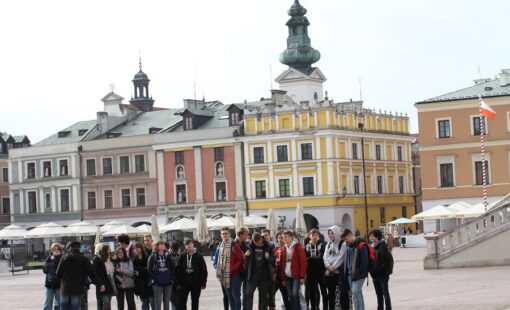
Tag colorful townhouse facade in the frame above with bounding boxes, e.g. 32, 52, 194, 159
416, 70, 510, 232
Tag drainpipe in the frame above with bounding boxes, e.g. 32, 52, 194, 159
77, 145, 83, 221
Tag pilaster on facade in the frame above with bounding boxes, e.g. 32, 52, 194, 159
268, 166, 275, 198
19, 189, 24, 214
245, 166, 251, 199
292, 163, 299, 197
234, 142, 244, 200
156, 150, 166, 205
72, 185, 79, 213
51, 187, 57, 213
194, 146, 203, 202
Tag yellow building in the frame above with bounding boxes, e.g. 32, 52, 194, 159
239, 0, 415, 236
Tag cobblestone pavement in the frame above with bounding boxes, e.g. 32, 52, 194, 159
1, 247, 509, 309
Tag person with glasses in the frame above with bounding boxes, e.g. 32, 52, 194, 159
235, 227, 250, 310
217, 227, 244, 310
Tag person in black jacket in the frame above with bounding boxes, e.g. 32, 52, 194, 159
369, 229, 393, 310
305, 229, 327, 310
243, 232, 273, 310
57, 241, 104, 310
43, 243, 63, 310
174, 239, 208, 310
92, 243, 116, 310
133, 242, 154, 310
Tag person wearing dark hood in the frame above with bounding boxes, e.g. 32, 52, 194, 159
56, 241, 104, 310
175, 239, 208, 310
345, 229, 369, 310
278, 230, 307, 310
369, 229, 393, 310
305, 229, 327, 310
43, 243, 63, 310
323, 225, 347, 310
243, 232, 273, 310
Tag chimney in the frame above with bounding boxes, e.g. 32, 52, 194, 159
183, 99, 206, 110
499, 69, 510, 87
270, 89, 287, 106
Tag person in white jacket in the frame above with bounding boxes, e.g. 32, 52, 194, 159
323, 225, 346, 310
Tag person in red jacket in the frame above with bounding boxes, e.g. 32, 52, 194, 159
216, 226, 244, 310
278, 230, 307, 310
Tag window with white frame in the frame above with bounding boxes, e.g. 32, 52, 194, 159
102, 158, 113, 175
59, 160, 68, 176
276, 145, 288, 162
397, 146, 403, 161
121, 189, 131, 207
43, 161, 52, 177
475, 160, 490, 185
45, 193, 51, 209
377, 176, 383, 194
135, 155, 145, 173
136, 188, 146, 206
472, 116, 487, 136
352, 143, 359, 159
120, 156, 130, 174
27, 162, 36, 179
375, 145, 382, 160
437, 155, 455, 188
398, 176, 405, 194
300, 143, 313, 160
255, 180, 266, 199
2, 197, 9, 214
176, 185, 186, 203
60, 189, 69, 212
28, 191, 37, 213
2, 168, 8, 182
354, 176, 360, 194
88, 192, 96, 210
303, 177, 314, 196
216, 182, 226, 201
253, 147, 265, 164
86, 159, 96, 176
104, 190, 113, 209
279, 179, 291, 197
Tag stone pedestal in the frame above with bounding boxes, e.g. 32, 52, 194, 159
424, 234, 440, 270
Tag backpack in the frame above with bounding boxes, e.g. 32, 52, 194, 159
386, 248, 394, 275
357, 241, 376, 272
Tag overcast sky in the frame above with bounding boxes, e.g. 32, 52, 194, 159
1, 0, 509, 143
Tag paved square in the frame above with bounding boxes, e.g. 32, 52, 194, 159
0, 247, 509, 309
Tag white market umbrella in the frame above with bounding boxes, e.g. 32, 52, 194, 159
196, 207, 208, 243
388, 218, 418, 225
102, 225, 145, 237
136, 224, 152, 234
266, 209, 278, 240
160, 218, 196, 233
25, 222, 72, 238
100, 220, 124, 233
0, 224, 27, 240
235, 210, 245, 232
208, 216, 236, 230
245, 214, 267, 228
150, 215, 160, 242
67, 221, 98, 236
412, 205, 454, 221
295, 203, 307, 238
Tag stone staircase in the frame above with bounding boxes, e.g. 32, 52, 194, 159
424, 195, 510, 269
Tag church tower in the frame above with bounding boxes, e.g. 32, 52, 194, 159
129, 58, 155, 112
276, 0, 326, 106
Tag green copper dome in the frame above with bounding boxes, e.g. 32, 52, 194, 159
279, 0, 321, 73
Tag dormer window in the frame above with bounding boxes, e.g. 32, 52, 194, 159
231, 112, 240, 125
184, 117, 193, 130
78, 129, 88, 136
58, 131, 71, 138
106, 132, 122, 139
149, 127, 162, 134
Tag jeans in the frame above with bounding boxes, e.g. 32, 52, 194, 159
276, 278, 291, 310
60, 294, 82, 310
338, 270, 351, 310
349, 276, 365, 310
140, 296, 155, 310
116, 288, 136, 310
153, 284, 172, 310
221, 284, 229, 310
285, 278, 301, 310
224, 275, 242, 310
178, 284, 202, 310
245, 276, 269, 310
95, 293, 111, 310
241, 274, 248, 310
43, 288, 60, 310
373, 277, 392, 310
267, 279, 276, 310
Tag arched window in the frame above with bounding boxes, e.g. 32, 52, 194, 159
176, 166, 185, 179
215, 162, 224, 176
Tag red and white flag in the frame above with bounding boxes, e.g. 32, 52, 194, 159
479, 97, 496, 120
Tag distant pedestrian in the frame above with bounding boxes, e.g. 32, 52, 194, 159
217, 226, 244, 310
175, 239, 208, 310
369, 229, 393, 310
148, 240, 175, 310
244, 232, 273, 310
133, 242, 154, 310
113, 247, 136, 310
345, 229, 370, 310
56, 241, 104, 310
278, 230, 307, 310
43, 243, 63, 310
385, 233, 394, 253
92, 243, 116, 310
304, 229, 327, 310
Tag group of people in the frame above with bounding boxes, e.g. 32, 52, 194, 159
43, 234, 207, 310
213, 225, 394, 310
43, 225, 394, 310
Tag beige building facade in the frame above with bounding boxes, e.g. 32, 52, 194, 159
416, 70, 510, 232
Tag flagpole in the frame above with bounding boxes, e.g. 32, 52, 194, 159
479, 96, 488, 212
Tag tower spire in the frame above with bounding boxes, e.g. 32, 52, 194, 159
279, 0, 321, 74
139, 49, 142, 71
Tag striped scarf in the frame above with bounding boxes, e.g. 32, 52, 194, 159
216, 240, 232, 288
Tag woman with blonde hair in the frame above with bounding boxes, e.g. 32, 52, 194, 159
43, 242, 64, 310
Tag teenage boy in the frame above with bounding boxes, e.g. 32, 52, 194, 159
217, 226, 245, 310
305, 229, 327, 310
273, 231, 291, 310
323, 225, 346, 310
278, 230, 307, 310
236, 227, 250, 310
344, 229, 369, 310
261, 229, 277, 310
244, 232, 273, 310
175, 239, 208, 310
